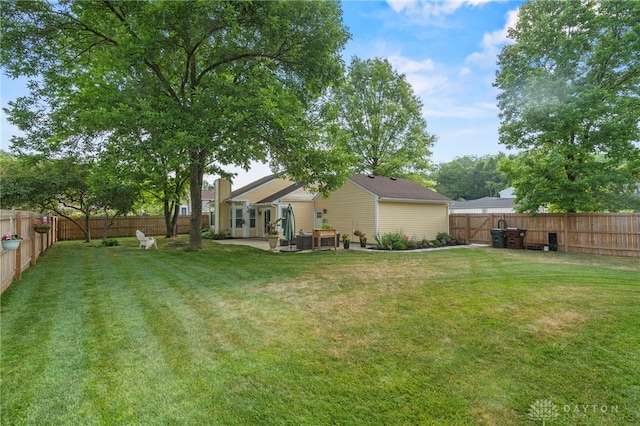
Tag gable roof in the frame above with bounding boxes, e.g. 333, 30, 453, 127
230, 175, 275, 198
349, 174, 451, 203
451, 197, 515, 209
257, 183, 303, 204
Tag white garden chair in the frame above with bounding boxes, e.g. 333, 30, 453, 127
136, 230, 158, 250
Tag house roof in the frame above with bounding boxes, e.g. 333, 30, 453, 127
349, 174, 451, 202
202, 189, 215, 201
230, 175, 275, 198
257, 183, 303, 204
451, 197, 515, 209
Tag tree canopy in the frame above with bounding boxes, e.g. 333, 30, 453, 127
494, 0, 640, 213
324, 57, 436, 180
0, 154, 139, 241
1, 0, 350, 248
433, 154, 511, 201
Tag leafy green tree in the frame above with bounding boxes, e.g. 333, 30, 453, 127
494, 0, 640, 213
1, 0, 350, 249
0, 155, 138, 242
434, 154, 511, 200
325, 57, 436, 178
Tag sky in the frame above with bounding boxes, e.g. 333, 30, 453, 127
0, 0, 525, 188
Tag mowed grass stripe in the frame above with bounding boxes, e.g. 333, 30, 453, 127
1, 240, 639, 425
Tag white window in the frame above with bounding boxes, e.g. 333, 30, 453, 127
235, 208, 243, 228
249, 209, 256, 228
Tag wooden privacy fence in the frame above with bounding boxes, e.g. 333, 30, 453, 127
57, 215, 210, 241
449, 213, 640, 257
1, 210, 58, 294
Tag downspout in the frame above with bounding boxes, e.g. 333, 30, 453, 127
374, 196, 380, 235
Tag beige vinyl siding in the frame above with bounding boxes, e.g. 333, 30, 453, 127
316, 181, 376, 238
242, 179, 295, 204
378, 202, 449, 240
284, 201, 315, 233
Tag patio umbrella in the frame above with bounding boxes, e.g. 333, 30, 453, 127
280, 204, 301, 252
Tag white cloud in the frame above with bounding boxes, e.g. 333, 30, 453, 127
465, 8, 519, 67
385, 54, 447, 97
388, 55, 435, 74
459, 67, 472, 78
381, 52, 497, 121
423, 103, 495, 119
387, 0, 504, 17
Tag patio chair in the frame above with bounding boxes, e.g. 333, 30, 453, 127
136, 230, 158, 250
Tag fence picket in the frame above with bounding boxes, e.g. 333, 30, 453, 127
449, 213, 640, 257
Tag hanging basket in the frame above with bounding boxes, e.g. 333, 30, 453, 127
34, 226, 52, 234
1, 240, 21, 250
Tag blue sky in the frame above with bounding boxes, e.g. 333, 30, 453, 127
0, 0, 525, 187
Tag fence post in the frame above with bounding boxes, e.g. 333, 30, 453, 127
564, 213, 569, 252
15, 213, 22, 281
465, 214, 470, 243
30, 212, 37, 266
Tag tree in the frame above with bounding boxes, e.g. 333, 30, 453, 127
0, 155, 139, 242
433, 154, 511, 200
325, 57, 436, 178
494, 0, 640, 213
1, 0, 350, 249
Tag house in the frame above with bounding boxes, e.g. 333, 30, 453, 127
213, 174, 452, 241
180, 189, 216, 227
449, 197, 516, 214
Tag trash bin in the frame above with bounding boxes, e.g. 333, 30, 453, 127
491, 228, 505, 248
505, 228, 526, 249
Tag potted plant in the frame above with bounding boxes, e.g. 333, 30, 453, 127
354, 229, 367, 247
266, 219, 282, 250
1, 233, 22, 250
33, 220, 52, 233
341, 233, 351, 249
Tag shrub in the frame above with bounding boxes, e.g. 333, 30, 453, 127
436, 232, 458, 245
101, 238, 119, 247
371, 231, 460, 250
374, 232, 413, 250
202, 230, 228, 240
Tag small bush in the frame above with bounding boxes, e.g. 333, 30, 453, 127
202, 230, 228, 240
436, 232, 458, 245
101, 238, 119, 247
371, 231, 460, 250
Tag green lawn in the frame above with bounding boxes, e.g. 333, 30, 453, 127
1, 239, 639, 425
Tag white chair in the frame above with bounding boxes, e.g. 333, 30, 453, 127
136, 230, 158, 250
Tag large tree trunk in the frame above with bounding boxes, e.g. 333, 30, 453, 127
171, 203, 180, 237
188, 150, 205, 249
163, 200, 173, 237
84, 212, 91, 242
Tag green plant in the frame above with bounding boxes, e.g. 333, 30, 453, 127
319, 222, 334, 230
436, 232, 457, 245
101, 238, 119, 246
341, 233, 351, 243
373, 231, 411, 250
267, 218, 282, 236
33, 220, 53, 232
1, 233, 21, 241
202, 230, 228, 240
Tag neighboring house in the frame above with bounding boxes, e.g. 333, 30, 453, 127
180, 189, 216, 227
449, 197, 516, 214
449, 186, 516, 214
213, 174, 452, 240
